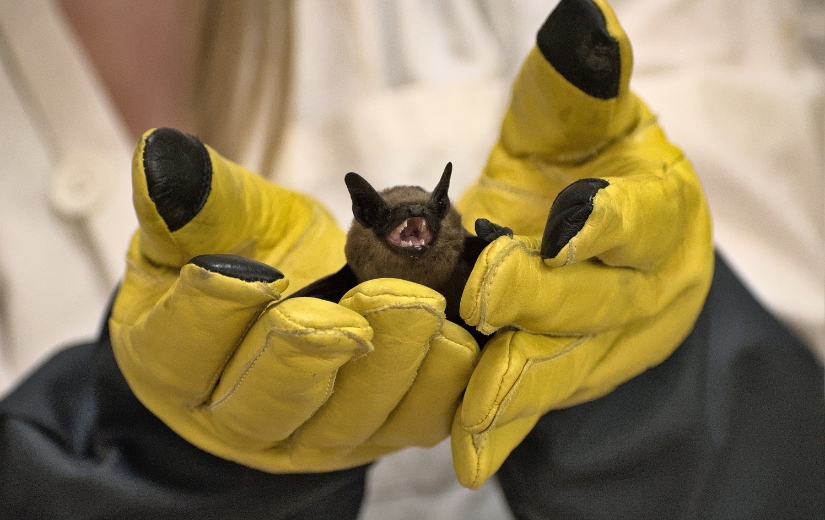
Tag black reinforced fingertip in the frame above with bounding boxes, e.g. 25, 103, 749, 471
189, 254, 284, 283
541, 178, 609, 259
143, 128, 212, 232
537, 0, 621, 100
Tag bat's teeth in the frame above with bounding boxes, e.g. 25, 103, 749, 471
387, 217, 431, 249
393, 220, 408, 235
399, 238, 425, 249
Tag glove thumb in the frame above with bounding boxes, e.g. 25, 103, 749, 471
132, 127, 332, 271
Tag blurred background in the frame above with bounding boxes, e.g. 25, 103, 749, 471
0, 1, 822, 518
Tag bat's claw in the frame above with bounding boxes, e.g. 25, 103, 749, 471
474, 219, 513, 243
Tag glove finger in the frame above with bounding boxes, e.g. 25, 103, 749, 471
458, 331, 595, 435
366, 320, 480, 448
452, 330, 611, 489
203, 297, 372, 451
459, 309, 702, 439
110, 254, 288, 409
461, 235, 650, 335
131, 128, 344, 284
292, 279, 446, 452
540, 178, 609, 260
451, 403, 540, 490
456, 0, 638, 235
463, 221, 713, 336
542, 161, 711, 270
497, 0, 635, 160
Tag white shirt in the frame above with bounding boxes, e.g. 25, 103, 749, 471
0, 0, 136, 393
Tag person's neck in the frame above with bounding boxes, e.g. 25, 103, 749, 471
58, 0, 206, 140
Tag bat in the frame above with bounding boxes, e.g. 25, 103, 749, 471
286, 163, 512, 343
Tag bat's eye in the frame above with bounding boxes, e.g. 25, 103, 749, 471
386, 217, 433, 250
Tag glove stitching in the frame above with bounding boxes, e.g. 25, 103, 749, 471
285, 324, 440, 459
545, 112, 658, 165
192, 302, 269, 408
206, 327, 371, 410
434, 330, 480, 356
495, 324, 590, 338
466, 334, 590, 483
503, 335, 590, 411
475, 175, 557, 205
367, 327, 479, 448
319, 304, 446, 449
546, 131, 623, 165
340, 287, 445, 309
465, 332, 589, 432
462, 247, 490, 324
193, 271, 292, 403
362, 339, 435, 446
475, 244, 507, 331
469, 430, 488, 488
477, 240, 541, 333
464, 331, 519, 431
358, 301, 445, 321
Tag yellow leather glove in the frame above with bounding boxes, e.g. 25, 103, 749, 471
452, 0, 714, 488
109, 128, 480, 473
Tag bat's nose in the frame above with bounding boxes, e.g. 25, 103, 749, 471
405, 205, 426, 217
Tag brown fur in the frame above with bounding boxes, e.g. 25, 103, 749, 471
344, 185, 468, 312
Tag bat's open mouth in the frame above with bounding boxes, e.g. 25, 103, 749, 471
386, 217, 433, 250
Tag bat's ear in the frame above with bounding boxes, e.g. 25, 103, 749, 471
430, 162, 452, 219
345, 172, 387, 228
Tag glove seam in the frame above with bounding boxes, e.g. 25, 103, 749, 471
465, 333, 590, 473
205, 327, 365, 410
545, 113, 649, 164
340, 287, 446, 310
470, 430, 488, 488
433, 330, 480, 356
362, 339, 435, 447
474, 175, 557, 206
358, 301, 446, 320
191, 302, 268, 408
183, 266, 292, 406
477, 240, 541, 334
464, 331, 520, 431
125, 254, 174, 284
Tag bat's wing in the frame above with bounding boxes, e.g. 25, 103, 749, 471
462, 235, 491, 268
455, 219, 514, 349
280, 264, 359, 304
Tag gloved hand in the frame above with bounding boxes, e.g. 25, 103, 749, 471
451, 0, 714, 488
109, 128, 480, 473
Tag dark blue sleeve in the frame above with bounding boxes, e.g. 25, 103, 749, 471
0, 303, 368, 520
497, 252, 825, 520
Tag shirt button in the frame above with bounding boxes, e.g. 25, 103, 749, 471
49, 151, 111, 218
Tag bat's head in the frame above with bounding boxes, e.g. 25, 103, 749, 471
343, 163, 465, 289
344, 163, 455, 258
